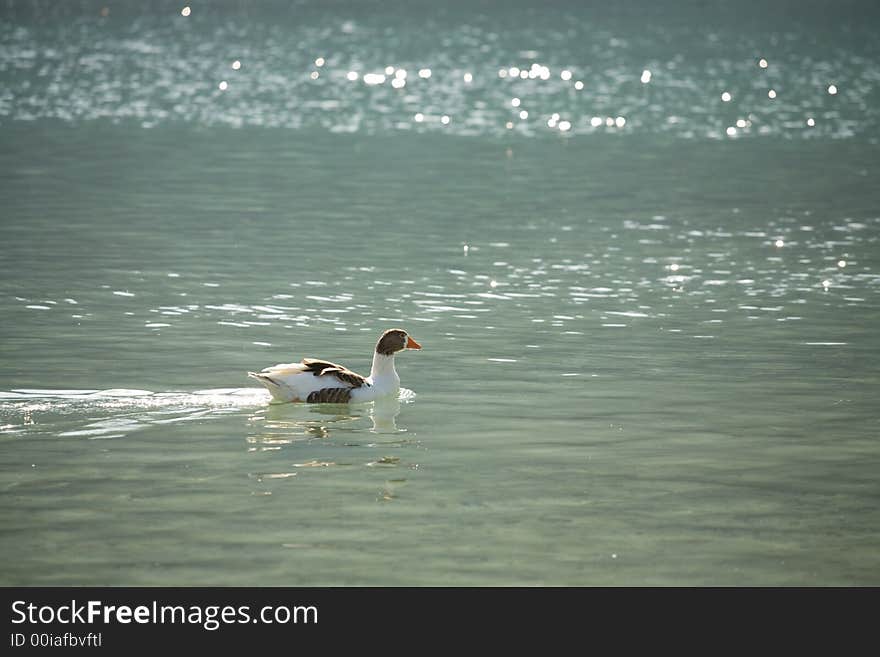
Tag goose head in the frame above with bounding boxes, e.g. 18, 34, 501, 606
375, 328, 421, 356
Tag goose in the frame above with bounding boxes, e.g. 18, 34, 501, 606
248, 328, 421, 403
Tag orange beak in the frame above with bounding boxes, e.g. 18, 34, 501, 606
406, 336, 422, 350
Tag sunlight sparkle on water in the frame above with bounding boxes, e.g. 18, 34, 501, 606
511, 97, 521, 107
838, 260, 847, 268
641, 69, 652, 83
418, 68, 432, 79
218, 81, 228, 91
463, 72, 473, 83
721, 92, 732, 102
775, 239, 785, 248
346, 71, 358, 81
759, 58, 768, 68
560, 70, 572, 81
414, 113, 424, 122
315, 58, 325, 67
441, 115, 450, 125
828, 84, 838, 95
363, 73, 385, 85
181, 6, 190, 17
574, 81, 584, 90
768, 89, 777, 99
232, 60, 241, 70
519, 110, 528, 120
807, 117, 816, 127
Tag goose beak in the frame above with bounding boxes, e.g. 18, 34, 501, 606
406, 336, 422, 350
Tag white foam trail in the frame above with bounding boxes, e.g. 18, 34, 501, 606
1, 387, 415, 439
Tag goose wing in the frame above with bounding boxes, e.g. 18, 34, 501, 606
301, 358, 368, 388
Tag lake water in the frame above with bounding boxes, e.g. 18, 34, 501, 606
1, 1, 879, 585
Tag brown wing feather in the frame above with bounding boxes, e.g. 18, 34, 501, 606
301, 358, 367, 388
307, 388, 353, 403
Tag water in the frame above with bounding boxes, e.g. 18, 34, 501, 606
1, 1, 879, 585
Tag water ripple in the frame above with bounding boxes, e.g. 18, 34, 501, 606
1, 8, 877, 140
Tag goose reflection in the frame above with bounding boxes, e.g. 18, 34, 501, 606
369, 394, 403, 433
246, 394, 407, 448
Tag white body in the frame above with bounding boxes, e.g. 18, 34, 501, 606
250, 352, 400, 403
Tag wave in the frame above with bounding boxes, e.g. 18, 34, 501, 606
0, 387, 414, 439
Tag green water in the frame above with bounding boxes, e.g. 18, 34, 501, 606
1, 2, 879, 585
